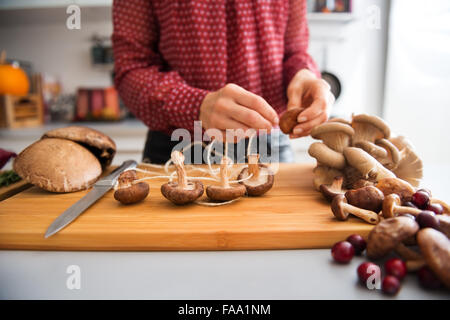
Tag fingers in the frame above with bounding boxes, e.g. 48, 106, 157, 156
228, 102, 273, 131
290, 111, 328, 139
296, 84, 332, 123
225, 84, 279, 125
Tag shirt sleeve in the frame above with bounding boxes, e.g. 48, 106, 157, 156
112, 0, 209, 132
283, 0, 321, 87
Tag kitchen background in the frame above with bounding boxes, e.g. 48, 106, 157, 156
1, 0, 449, 171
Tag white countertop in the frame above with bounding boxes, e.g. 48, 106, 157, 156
1, 164, 449, 300
1, 122, 449, 300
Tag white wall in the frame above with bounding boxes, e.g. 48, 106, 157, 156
384, 0, 450, 165
0, 7, 113, 93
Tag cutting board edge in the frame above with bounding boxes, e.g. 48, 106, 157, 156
0, 226, 373, 251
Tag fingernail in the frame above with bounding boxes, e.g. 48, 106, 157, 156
272, 117, 279, 125
293, 128, 303, 135
298, 116, 307, 123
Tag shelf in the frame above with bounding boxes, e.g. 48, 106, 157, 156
307, 12, 355, 23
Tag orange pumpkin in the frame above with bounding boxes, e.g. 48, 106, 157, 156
0, 50, 29, 96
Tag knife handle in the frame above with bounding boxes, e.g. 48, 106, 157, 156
94, 160, 138, 187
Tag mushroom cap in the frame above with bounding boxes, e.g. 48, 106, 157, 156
328, 117, 352, 126
345, 186, 384, 213
354, 141, 388, 158
331, 194, 350, 220
311, 122, 355, 138
375, 139, 401, 169
382, 194, 402, 218
206, 184, 246, 201
161, 180, 204, 205
238, 164, 274, 196
279, 107, 303, 134
312, 166, 343, 191
114, 182, 149, 205
392, 147, 423, 187
376, 178, 415, 203
343, 147, 396, 181
42, 126, 116, 168
319, 176, 344, 202
311, 122, 355, 152
13, 138, 102, 193
417, 228, 450, 288
352, 114, 391, 141
308, 142, 346, 170
367, 216, 419, 260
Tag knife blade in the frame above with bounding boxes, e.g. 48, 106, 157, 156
44, 160, 137, 238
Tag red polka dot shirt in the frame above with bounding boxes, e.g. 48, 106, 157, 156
112, 0, 319, 135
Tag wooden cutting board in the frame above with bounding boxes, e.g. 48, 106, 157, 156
0, 163, 373, 251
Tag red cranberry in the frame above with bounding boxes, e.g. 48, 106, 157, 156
382, 275, 401, 295
346, 234, 366, 255
331, 241, 354, 264
417, 188, 432, 197
411, 191, 430, 209
426, 203, 444, 215
418, 266, 442, 289
385, 258, 407, 280
417, 211, 440, 230
357, 262, 380, 285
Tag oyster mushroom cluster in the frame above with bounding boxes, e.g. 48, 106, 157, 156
308, 114, 423, 191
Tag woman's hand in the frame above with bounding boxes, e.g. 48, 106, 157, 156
286, 69, 335, 139
199, 83, 279, 141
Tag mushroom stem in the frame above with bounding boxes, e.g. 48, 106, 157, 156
171, 151, 188, 189
220, 157, 230, 188
406, 259, 426, 272
393, 206, 422, 217
341, 203, 380, 224
247, 154, 260, 180
395, 243, 423, 261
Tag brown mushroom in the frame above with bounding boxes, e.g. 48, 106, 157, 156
13, 138, 102, 193
161, 151, 204, 205
345, 186, 384, 213
382, 194, 422, 219
437, 215, 450, 238
375, 139, 401, 170
238, 154, 274, 196
366, 216, 420, 260
42, 126, 116, 168
354, 141, 388, 159
206, 157, 246, 201
114, 170, 149, 205
308, 142, 346, 170
389, 136, 423, 187
331, 194, 380, 224
417, 228, 450, 288
319, 176, 345, 202
312, 166, 344, 191
343, 147, 396, 181
351, 179, 375, 189
351, 114, 391, 144
310, 122, 355, 153
279, 107, 303, 134
376, 177, 415, 203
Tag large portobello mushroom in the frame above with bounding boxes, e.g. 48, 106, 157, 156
13, 138, 102, 193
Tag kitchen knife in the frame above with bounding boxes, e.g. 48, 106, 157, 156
44, 160, 137, 238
